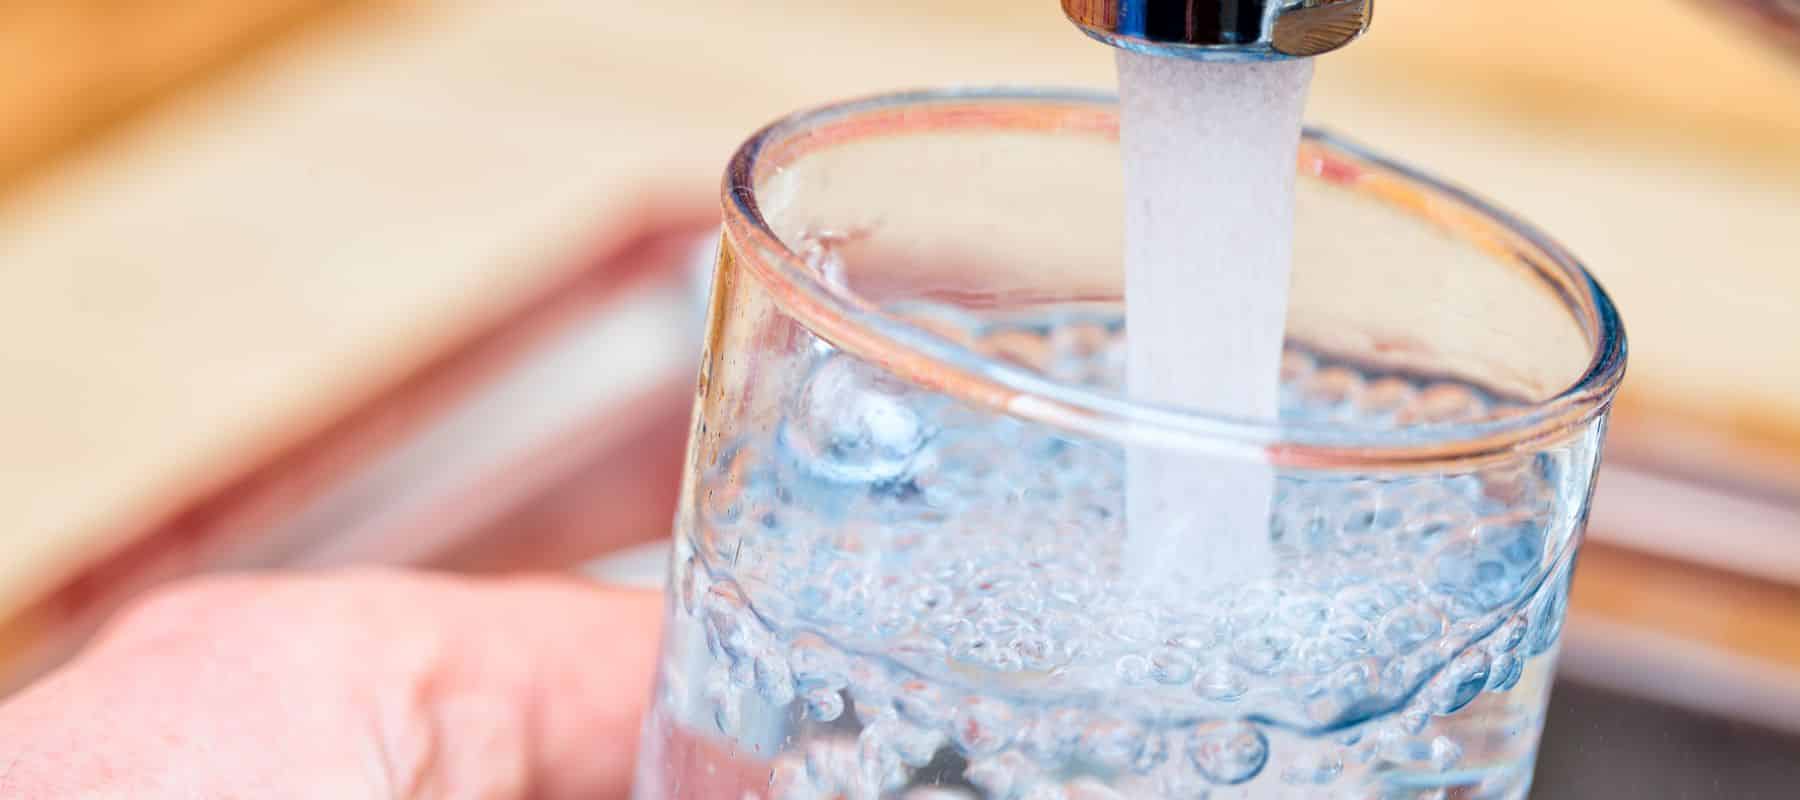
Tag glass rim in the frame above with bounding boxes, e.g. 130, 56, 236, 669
721, 87, 1627, 470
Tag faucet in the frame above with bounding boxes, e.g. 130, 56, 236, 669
1063, 1, 1800, 62
1061, 0, 1374, 59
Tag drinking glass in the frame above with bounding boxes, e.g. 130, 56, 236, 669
633, 88, 1626, 800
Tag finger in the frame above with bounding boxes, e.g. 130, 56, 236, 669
0, 570, 664, 800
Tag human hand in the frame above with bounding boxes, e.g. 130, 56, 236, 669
0, 569, 662, 799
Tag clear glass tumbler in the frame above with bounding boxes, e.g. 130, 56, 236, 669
633, 88, 1626, 800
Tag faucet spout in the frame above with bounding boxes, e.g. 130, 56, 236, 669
1062, 0, 1374, 60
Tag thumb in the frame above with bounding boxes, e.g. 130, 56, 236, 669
0, 569, 663, 800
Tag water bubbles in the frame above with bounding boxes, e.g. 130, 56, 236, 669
1280, 752, 1345, 785
1194, 661, 1250, 703
1079, 718, 1149, 772
911, 583, 954, 614
1278, 594, 1333, 634
1230, 627, 1298, 675
1187, 721, 1270, 785
1378, 605, 1446, 654
953, 697, 1019, 757
1476, 522, 1548, 572
1115, 653, 1153, 684
1150, 647, 1198, 684
1429, 650, 1492, 715
1295, 631, 1362, 675
951, 633, 1002, 669
1112, 615, 1160, 644
703, 584, 757, 662
894, 679, 950, 727
1489, 613, 1530, 656
1486, 652, 1525, 693
672, 329, 1589, 793
1013, 632, 1061, 671
789, 633, 850, 690
1023, 708, 1084, 763
1132, 732, 1171, 774
1338, 582, 1404, 622
1400, 707, 1432, 736
1306, 659, 1380, 727
803, 688, 845, 721
780, 354, 930, 485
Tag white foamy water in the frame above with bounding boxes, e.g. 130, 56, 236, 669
1117, 52, 1315, 589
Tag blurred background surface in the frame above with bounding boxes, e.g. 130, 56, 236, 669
1, 1, 1797, 795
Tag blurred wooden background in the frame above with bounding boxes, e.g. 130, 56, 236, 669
1, 0, 1796, 714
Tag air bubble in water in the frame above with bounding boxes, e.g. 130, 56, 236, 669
1430, 649, 1491, 714
1079, 718, 1148, 772
1116, 653, 1153, 684
1187, 721, 1270, 785
1150, 647, 1198, 684
788, 633, 849, 690
1490, 613, 1530, 656
803, 688, 844, 721
1280, 752, 1345, 785
780, 355, 929, 485
1230, 627, 1297, 675
894, 679, 950, 727
704, 584, 756, 662
1487, 652, 1525, 693
1195, 661, 1249, 703
1379, 604, 1446, 654
952, 697, 1018, 757
1023, 708, 1085, 764
1338, 582, 1403, 621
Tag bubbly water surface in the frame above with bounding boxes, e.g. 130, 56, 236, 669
638, 314, 1583, 800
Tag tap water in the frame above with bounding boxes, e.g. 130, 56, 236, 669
637, 48, 1571, 800
1116, 52, 1314, 591
635, 311, 1587, 800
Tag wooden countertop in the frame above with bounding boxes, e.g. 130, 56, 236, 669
1, 0, 1797, 653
